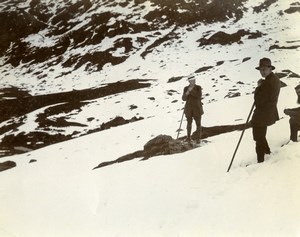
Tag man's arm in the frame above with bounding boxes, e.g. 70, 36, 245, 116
284, 107, 300, 119
255, 79, 279, 107
188, 86, 202, 99
182, 87, 188, 101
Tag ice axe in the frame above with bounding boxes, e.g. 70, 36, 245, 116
176, 104, 186, 139
227, 102, 255, 172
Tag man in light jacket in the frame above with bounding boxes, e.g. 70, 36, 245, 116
182, 75, 204, 143
251, 58, 281, 163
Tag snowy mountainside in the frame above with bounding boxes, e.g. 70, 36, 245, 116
0, 1, 300, 236
0, 0, 300, 159
0, 86, 300, 237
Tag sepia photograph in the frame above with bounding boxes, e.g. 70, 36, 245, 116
0, 0, 300, 236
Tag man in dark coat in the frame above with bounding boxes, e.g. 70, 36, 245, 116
284, 85, 300, 142
182, 75, 204, 143
251, 58, 281, 163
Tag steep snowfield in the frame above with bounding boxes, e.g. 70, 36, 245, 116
0, 85, 300, 237
0, 0, 300, 236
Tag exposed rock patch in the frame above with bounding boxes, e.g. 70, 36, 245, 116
194, 66, 214, 73
167, 76, 184, 83
0, 80, 150, 158
0, 116, 144, 158
143, 135, 190, 159
284, 2, 300, 14
0, 10, 46, 55
93, 123, 251, 170
0, 161, 16, 172
0, 80, 151, 123
198, 30, 264, 46
269, 45, 300, 51
98, 116, 143, 131
1, 0, 247, 72
253, 0, 278, 13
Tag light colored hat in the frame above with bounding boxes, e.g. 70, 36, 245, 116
187, 75, 195, 81
255, 57, 275, 70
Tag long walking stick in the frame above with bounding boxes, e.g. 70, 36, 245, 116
176, 106, 186, 139
227, 102, 255, 172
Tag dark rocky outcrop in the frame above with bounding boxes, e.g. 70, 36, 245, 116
93, 123, 251, 169
0, 80, 150, 158
269, 45, 300, 51
167, 76, 184, 83
194, 66, 214, 73
143, 0, 246, 26
0, 10, 46, 55
253, 0, 278, 13
0, 80, 150, 123
1, 0, 247, 71
0, 116, 144, 158
143, 135, 190, 159
99, 116, 143, 131
0, 161, 16, 172
93, 135, 192, 170
198, 30, 263, 46
284, 2, 300, 14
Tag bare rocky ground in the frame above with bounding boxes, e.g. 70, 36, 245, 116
93, 123, 250, 170
0, 80, 150, 158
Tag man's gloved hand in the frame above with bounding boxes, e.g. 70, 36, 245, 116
257, 79, 264, 87
284, 109, 291, 115
186, 86, 194, 95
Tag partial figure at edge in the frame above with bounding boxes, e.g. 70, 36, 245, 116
284, 84, 300, 142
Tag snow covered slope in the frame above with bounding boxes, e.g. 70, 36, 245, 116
0, 0, 300, 236
0, 87, 300, 237
1, 0, 299, 156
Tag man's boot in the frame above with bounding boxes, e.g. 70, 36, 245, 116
265, 142, 271, 154
196, 126, 202, 144
256, 142, 265, 163
257, 154, 264, 163
290, 125, 298, 142
186, 126, 191, 143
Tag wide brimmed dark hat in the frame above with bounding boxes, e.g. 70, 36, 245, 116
255, 57, 275, 70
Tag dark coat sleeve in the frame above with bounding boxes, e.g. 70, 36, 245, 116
182, 87, 188, 101
284, 107, 300, 126
251, 73, 281, 126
